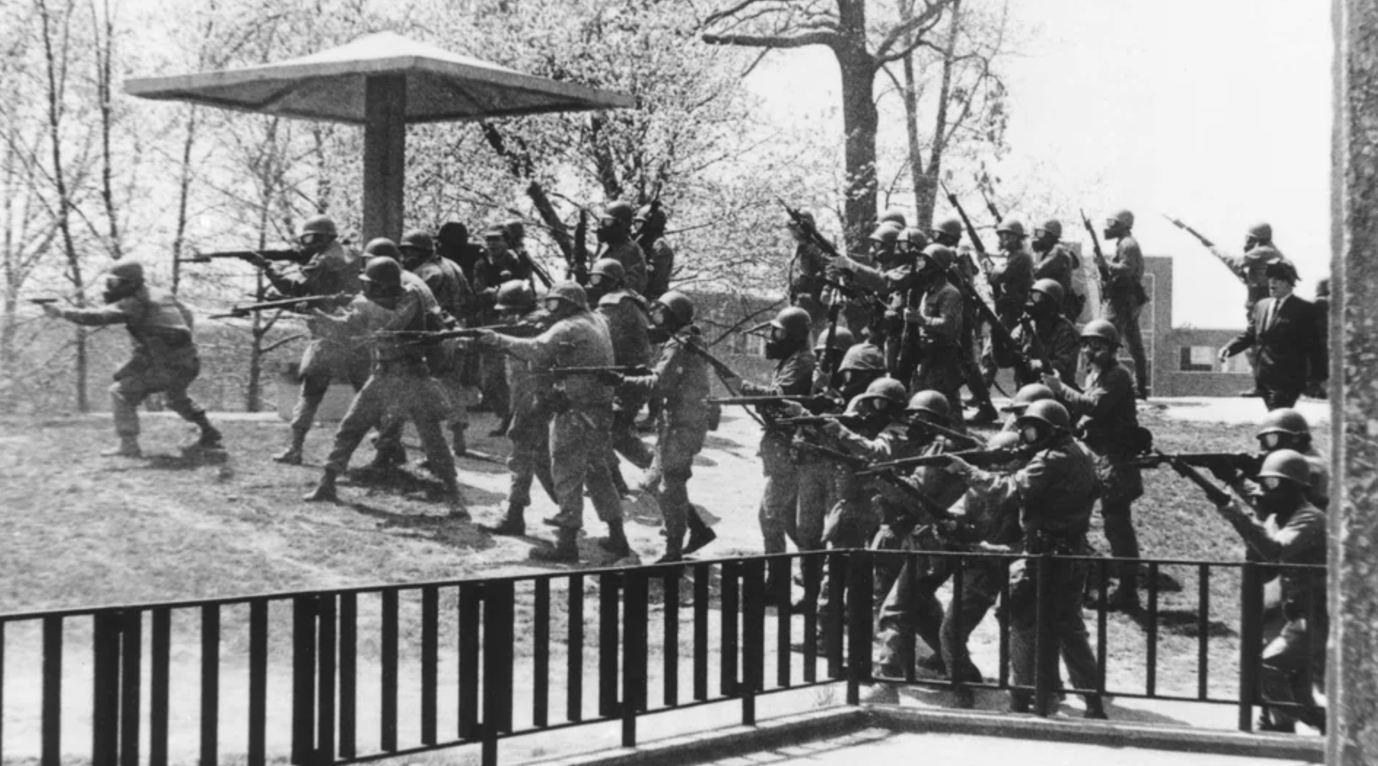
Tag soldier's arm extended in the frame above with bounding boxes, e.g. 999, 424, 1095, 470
620, 337, 686, 397
50, 297, 140, 326
1206, 246, 1249, 283
1052, 365, 1131, 421
909, 284, 962, 338
486, 320, 570, 366
1214, 501, 1325, 563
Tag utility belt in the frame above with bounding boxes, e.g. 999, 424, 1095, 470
1023, 529, 1086, 556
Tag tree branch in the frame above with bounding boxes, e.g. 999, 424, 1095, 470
874, 0, 949, 63
702, 30, 841, 50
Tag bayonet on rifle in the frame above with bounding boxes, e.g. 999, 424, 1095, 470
209, 292, 350, 320
1162, 214, 1215, 248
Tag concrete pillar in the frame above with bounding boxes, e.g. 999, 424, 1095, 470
362, 74, 407, 244
1330, 1, 1378, 762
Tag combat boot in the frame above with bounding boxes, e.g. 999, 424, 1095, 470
969, 403, 1000, 425
443, 479, 469, 521
304, 469, 340, 502
481, 504, 527, 536
273, 429, 307, 465
599, 519, 633, 558
530, 528, 580, 563
684, 508, 717, 555
101, 436, 142, 458
364, 445, 406, 472
1083, 695, 1108, 720
192, 414, 223, 450
451, 425, 468, 457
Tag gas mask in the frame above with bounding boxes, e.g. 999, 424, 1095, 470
103, 276, 137, 304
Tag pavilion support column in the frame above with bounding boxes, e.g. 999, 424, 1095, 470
363, 74, 406, 244
1331, 1, 1378, 762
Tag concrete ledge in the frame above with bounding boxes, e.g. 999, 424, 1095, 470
529, 706, 871, 766
867, 705, 1325, 763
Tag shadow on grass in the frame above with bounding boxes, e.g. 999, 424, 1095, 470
703, 433, 749, 457
344, 500, 497, 551
1146, 607, 1237, 638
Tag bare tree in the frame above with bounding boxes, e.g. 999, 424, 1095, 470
701, 0, 951, 249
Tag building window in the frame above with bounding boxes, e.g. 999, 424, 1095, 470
1179, 345, 1216, 372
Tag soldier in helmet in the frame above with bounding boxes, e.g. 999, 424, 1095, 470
1209, 450, 1327, 733
596, 201, 649, 295
42, 260, 222, 457
471, 225, 532, 425
1206, 222, 1293, 397
482, 280, 559, 536
996, 278, 1080, 387
988, 217, 1035, 328
931, 216, 1000, 424
786, 210, 832, 333
634, 202, 675, 302
879, 208, 908, 229
399, 229, 475, 454
999, 382, 1056, 432
473, 281, 628, 563
725, 306, 817, 557
303, 256, 467, 515
586, 258, 655, 494
1219, 261, 1326, 411
1100, 210, 1151, 398
261, 215, 369, 465
906, 244, 968, 427
437, 221, 485, 286
829, 227, 927, 381
944, 400, 1107, 718
811, 326, 857, 394
1043, 319, 1145, 612
614, 290, 718, 562
1031, 219, 1083, 319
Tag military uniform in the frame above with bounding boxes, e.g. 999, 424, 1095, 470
643, 237, 675, 301
789, 241, 832, 332
1056, 359, 1144, 600
502, 309, 558, 515
412, 255, 475, 445
597, 288, 656, 478
472, 250, 531, 419
742, 348, 816, 554
601, 240, 649, 296
265, 241, 369, 450
488, 309, 623, 533
1101, 235, 1151, 396
58, 284, 214, 447
1032, 243, 1081, 318
960, 433, 1103, 712
987, 248, 1034, 328
1001, 311, 1080, 387
320, 277, 459, 497
910, 276, 966, 424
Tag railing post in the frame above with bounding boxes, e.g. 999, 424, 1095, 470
92, 612, 121, 766
1238, 560, 1264, 731
1032, 552, 1054, 717
845, 550, 874, 705
482, 580, 516, 766
200, 604, 221, 766
598, 573, 621, 717
741, 557, 765, 726
291, 596, 317, 765
316, 595, 337, 765
119, 609, 142, 766
622, 570, 649, 747
42, 616, 63, 766
249, 601, 269, 766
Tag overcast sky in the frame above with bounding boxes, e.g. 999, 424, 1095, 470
745, 0, 1333, 329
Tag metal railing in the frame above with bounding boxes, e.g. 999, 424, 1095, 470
0, 549, 1324, 766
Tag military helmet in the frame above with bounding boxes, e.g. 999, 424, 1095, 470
1016, 399, 1071, 432
1034, 219, 1063, 239
769, 306, 812, 342
634, 203, 666, 223
903, 227, 930, 251
107, 259, 145, 284
921, 244, 956, 272
605, 201, 635, 224
1257, 449, 1312, 488
905, 389, 952, 421
1257, 408, 1310, 439
932, 216, 964, 239
364, 238, 401, 258
546, 280, 589, 311
483, 224, 508, 241
1109, 209, 1135, 228
494, 280, 537, 312
858, 377, 908, 407
1002, 382, 1055, 413
839, 341, 885, 372
879, 208, 908, 228
360, 256, 403, 288
299, 214, 338, 238
786, 210, 816, 229
399, 229, 434, 254
656, 290, 695, 325
590, 257, 626, 284
996, 217, 1026, 237
1080, 318, 1121, 347
437, 222, 469, 247
814, 326, 856, 354
1031, 278, 1065, 304
504, 219, 526, 243
869, 223, 902, 247
1247, 222, 1273, 241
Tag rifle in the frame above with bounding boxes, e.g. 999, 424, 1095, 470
1078, 209, 1113, 286
519, 250, 554, 289
570, 211, 591, 285
1152, 449, 1234, 506
1162, 214, 1215, 248
670, 334, 746, 391
944, 262, 1022, 364
537, 365, 651, 377
908, 418, 983, 450
941, 182, 992, 270
1013, 312, 1081, 392
209, 292, 350, 319
28, 298, 59, 305
976, 173, 1002, 224
178, 249, 306, 266
381, 321, 546, 342
773, 413, 864, 428
708, 393, 843, 416
795, 441, 954, 521
1124, 450, 1264, 477
779, 199, 845, 261
859, 446, 1027, 475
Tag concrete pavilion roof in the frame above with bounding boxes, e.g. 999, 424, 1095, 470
124, 31, 634, 124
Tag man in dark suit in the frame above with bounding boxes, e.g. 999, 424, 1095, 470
1220, 262, 1326, 410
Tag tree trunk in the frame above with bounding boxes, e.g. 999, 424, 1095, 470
836, 50, 879, 254
918, 0, 963, 228
171, 107, 197, 294
900, 0, 927, 229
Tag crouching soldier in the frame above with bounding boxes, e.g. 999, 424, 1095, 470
43, 260, 221, 457
303, 257, 466, 516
